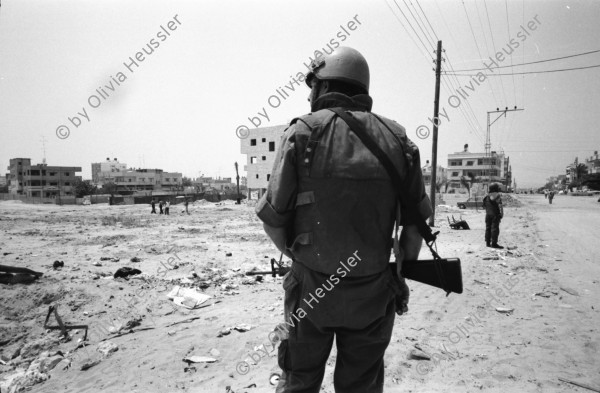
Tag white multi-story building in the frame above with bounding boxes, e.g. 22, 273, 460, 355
91, 158, 182, 192
447, 144, 511, 192
240, 125, 286, 199
91, 158, 128, 186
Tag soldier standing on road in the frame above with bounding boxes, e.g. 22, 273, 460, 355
159, 200, 164, 214
150, 199, 156, 214
483, 183, 504, 249
256, 47, 432, 392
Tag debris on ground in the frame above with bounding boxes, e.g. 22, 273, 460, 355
183, 356, 217, 363
167, 285, 211, 309
0, 264, 43, 284
495, 307, 514, 314
113, 267, 142, 279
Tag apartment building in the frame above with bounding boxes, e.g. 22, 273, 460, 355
447, 144, 511, 191
7, 158, 82, 197
91, 158, 128, 185
91, 158, 182, 192
240, 124, 286, 199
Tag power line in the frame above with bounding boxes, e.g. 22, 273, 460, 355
483, 0, 508, 104
445, 63, 600, 76
392, 0, 433, 56
449, 48, 600, 72
404, 0, 436, 49
473, 0, 499, 107
505, 0, 518, 105
384, 0, 434, 66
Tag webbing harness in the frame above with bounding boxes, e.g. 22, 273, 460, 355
328, 108, 450, 296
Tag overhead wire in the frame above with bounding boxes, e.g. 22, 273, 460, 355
418, 0, 487, 143
473, 0, 500, 108
446, 63, 600, 76
483, 0, 508, 105
448, 49, 600, 72
384, 0, 434, 66
427, 9, 488, 147
505, 0, 518, 105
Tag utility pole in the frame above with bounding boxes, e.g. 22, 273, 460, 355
428, 40, 442, 227
485, 107, 524, 190
234, 162, 241, 204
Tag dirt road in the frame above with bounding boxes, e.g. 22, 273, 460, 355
1, 195, 599, 393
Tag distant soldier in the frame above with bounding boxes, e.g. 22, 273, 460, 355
483, 183, 504, 249
184, 198, 190, 215
165, 200, 171, 215
150, 199, 156, 214
548, 190, 555, 204
159, 200, 164, 214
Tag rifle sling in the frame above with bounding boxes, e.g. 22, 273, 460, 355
328, 108, 435, 243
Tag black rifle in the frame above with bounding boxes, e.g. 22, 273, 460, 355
245, 258, 290, 278
392, 258, 462, 294
246, 257, 462, 294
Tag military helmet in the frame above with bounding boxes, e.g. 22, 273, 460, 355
489, 183, 501, 193
305, 47, 370, 93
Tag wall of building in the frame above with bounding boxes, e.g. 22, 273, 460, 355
7, 158, 82, 197
240, 125, 286, 198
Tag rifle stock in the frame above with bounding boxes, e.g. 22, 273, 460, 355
390, 258, 463, 294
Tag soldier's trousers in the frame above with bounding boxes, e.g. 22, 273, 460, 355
276, 261, 396, 393
485, 215, 501, 244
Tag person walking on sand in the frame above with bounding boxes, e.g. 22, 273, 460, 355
548, 190, 555, 204
150, 199, 156, 214
165, 200, 170, 215
483, 183, 504, 249
256, 46, 431, 392
184, 198, 190, 215
159, 200, 164, 214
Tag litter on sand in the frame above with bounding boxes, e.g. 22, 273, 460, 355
167, 286, 211, 309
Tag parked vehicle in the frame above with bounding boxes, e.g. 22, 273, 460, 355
457, 196, 482, 209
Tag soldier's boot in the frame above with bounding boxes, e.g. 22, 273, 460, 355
486, 241, 491, 247
491, 243, 504, 249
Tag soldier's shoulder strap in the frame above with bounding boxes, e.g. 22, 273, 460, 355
328, 107, 437, 244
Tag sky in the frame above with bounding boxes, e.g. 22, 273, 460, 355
1, 0, 599, 188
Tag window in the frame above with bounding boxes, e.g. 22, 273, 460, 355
64, 172, 70, 176
477, 159, 483, 165
269, 142, 275, 152
256, 174, 259, 179
250, 157, 257, 164
452, 172, 459, 177
49, 172, 56, 176
466, 161, 474, 166
267, 174, 271, 181
64, 182, 70, 186
31, 170, 40, 176
250, 139, 257, 146
262, 156, 266, 161
262, 138, 266, 142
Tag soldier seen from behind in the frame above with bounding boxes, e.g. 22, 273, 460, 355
483, 183, 504, 249
256, 47, 431, 392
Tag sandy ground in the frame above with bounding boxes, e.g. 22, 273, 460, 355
0, 194, 599, 393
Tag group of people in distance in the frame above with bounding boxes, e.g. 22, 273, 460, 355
150, 198, 190, 215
